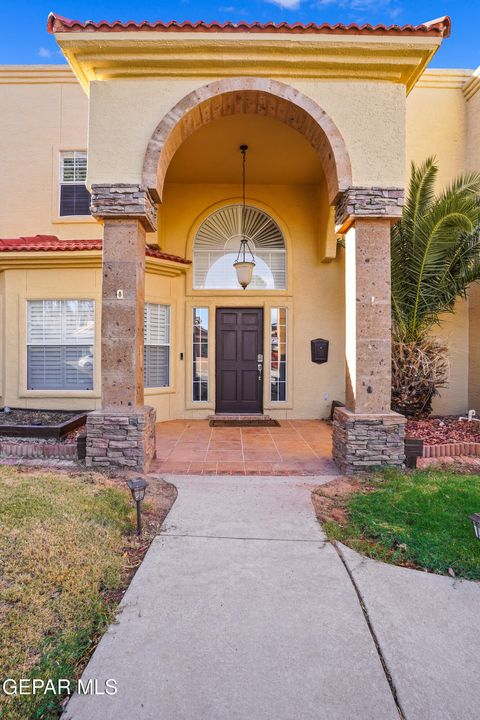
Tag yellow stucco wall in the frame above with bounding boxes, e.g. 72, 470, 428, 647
159, 181, 345, 419
87, 78, 406, 191
1, 267, 102, 411
469, 285, 480, 412
466, 74, 480, 173
466, 76, 480, 411
1, 63, 479, 419
144, 271, 185, 421
405, 70, 478, 415
0, 263, 182, 413
406, 72, 469, 186
0, 68, 100, 240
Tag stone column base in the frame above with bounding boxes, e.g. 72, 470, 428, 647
333, 407, 405, 474
86, 406, 156, 472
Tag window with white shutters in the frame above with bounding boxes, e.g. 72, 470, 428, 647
144, 304, 170, 388
27, 300, 95, 390
59, 151, 91, 216
193, 205, 286, 290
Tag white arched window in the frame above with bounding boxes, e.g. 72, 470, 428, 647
193, 204, 286, 290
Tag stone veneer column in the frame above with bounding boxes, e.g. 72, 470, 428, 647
333, 188, 406, 474
86, 185, 157, 472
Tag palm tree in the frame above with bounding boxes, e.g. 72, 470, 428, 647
391, 158, 480, 417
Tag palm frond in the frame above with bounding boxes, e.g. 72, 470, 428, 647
391, 159, 480, 341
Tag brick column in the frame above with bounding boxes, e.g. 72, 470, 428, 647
333, 188, 406, 474
86, 185, 157, 472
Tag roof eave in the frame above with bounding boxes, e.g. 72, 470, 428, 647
51, 31, 446, 95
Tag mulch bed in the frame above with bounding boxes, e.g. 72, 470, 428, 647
0, 408, 77, 426
406, 415, 480, 445
51, 469, 177, 715
311, 477, 368, 527
103, 474, 177, 606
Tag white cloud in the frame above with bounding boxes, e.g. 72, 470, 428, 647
38, 47, 53, 58
316, 0, 398, 10
266, 0, 302, 8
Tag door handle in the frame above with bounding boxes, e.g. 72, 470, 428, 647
257, 354, 263, 363
258, 362, 263, 382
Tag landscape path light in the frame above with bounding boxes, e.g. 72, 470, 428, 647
469, 513, 480, 539
127, 477, 148, 536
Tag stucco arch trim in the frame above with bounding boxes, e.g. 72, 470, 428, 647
142, 78, 352, 207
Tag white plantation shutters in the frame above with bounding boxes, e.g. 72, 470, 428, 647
144, 304, 170, 388
59, 151, 91, 216
27, 300, 94, 390
193, 205, 286, 289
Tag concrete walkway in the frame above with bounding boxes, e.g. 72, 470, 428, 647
64, 475, 480, 720
339, 543, 480, 720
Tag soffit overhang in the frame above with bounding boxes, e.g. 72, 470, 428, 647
52, 31, 445, 96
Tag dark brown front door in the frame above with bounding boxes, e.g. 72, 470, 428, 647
216, 308, 263, 414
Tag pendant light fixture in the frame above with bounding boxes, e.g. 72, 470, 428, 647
233, 145, 256, 290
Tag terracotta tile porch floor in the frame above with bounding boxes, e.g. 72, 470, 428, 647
151, 419, 337, 475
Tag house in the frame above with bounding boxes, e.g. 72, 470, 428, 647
0, 14, 479, 472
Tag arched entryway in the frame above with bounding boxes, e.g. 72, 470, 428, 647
142, 77, 352, 206
88, 78, 405, 475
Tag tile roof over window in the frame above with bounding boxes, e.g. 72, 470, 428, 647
0, 236, 191, 264
47, 14, 451, 38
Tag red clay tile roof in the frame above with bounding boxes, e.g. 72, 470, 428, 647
146, 246, 191, 264
0, 235, 191, 264
47, 14, 451, 38
0, 236, 102, 252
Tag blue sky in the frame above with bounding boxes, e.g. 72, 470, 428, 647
0, 1, 478, 68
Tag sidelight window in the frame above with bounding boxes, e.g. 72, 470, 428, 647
270, 307, 287, 402
192, 308, 209, 401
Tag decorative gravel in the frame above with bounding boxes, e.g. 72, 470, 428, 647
406, 416, 480, 445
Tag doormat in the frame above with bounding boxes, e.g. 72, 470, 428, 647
209, 418, 281, 427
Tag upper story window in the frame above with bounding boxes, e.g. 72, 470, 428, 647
193, 205, 286, 290
27, 300, 94, 390
59, 151, 91, 216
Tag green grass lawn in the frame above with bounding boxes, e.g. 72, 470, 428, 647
0, 466, 135, 720
324, 469, 480, 580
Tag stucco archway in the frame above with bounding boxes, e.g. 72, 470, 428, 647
142, 78, 352, 206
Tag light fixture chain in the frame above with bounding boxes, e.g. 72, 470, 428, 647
234, 144, 256, 289
241, 144, 247, 259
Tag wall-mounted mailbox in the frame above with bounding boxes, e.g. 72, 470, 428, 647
311, 338, 329, 364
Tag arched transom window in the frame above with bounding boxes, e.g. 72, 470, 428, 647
193, 204, 286, 290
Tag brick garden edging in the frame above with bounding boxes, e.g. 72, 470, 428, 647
0, 439, 78, 460
423, 442, 480, 458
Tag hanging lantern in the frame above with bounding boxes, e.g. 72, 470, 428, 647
233, 239, 256, 290
233, 145, 256, 290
